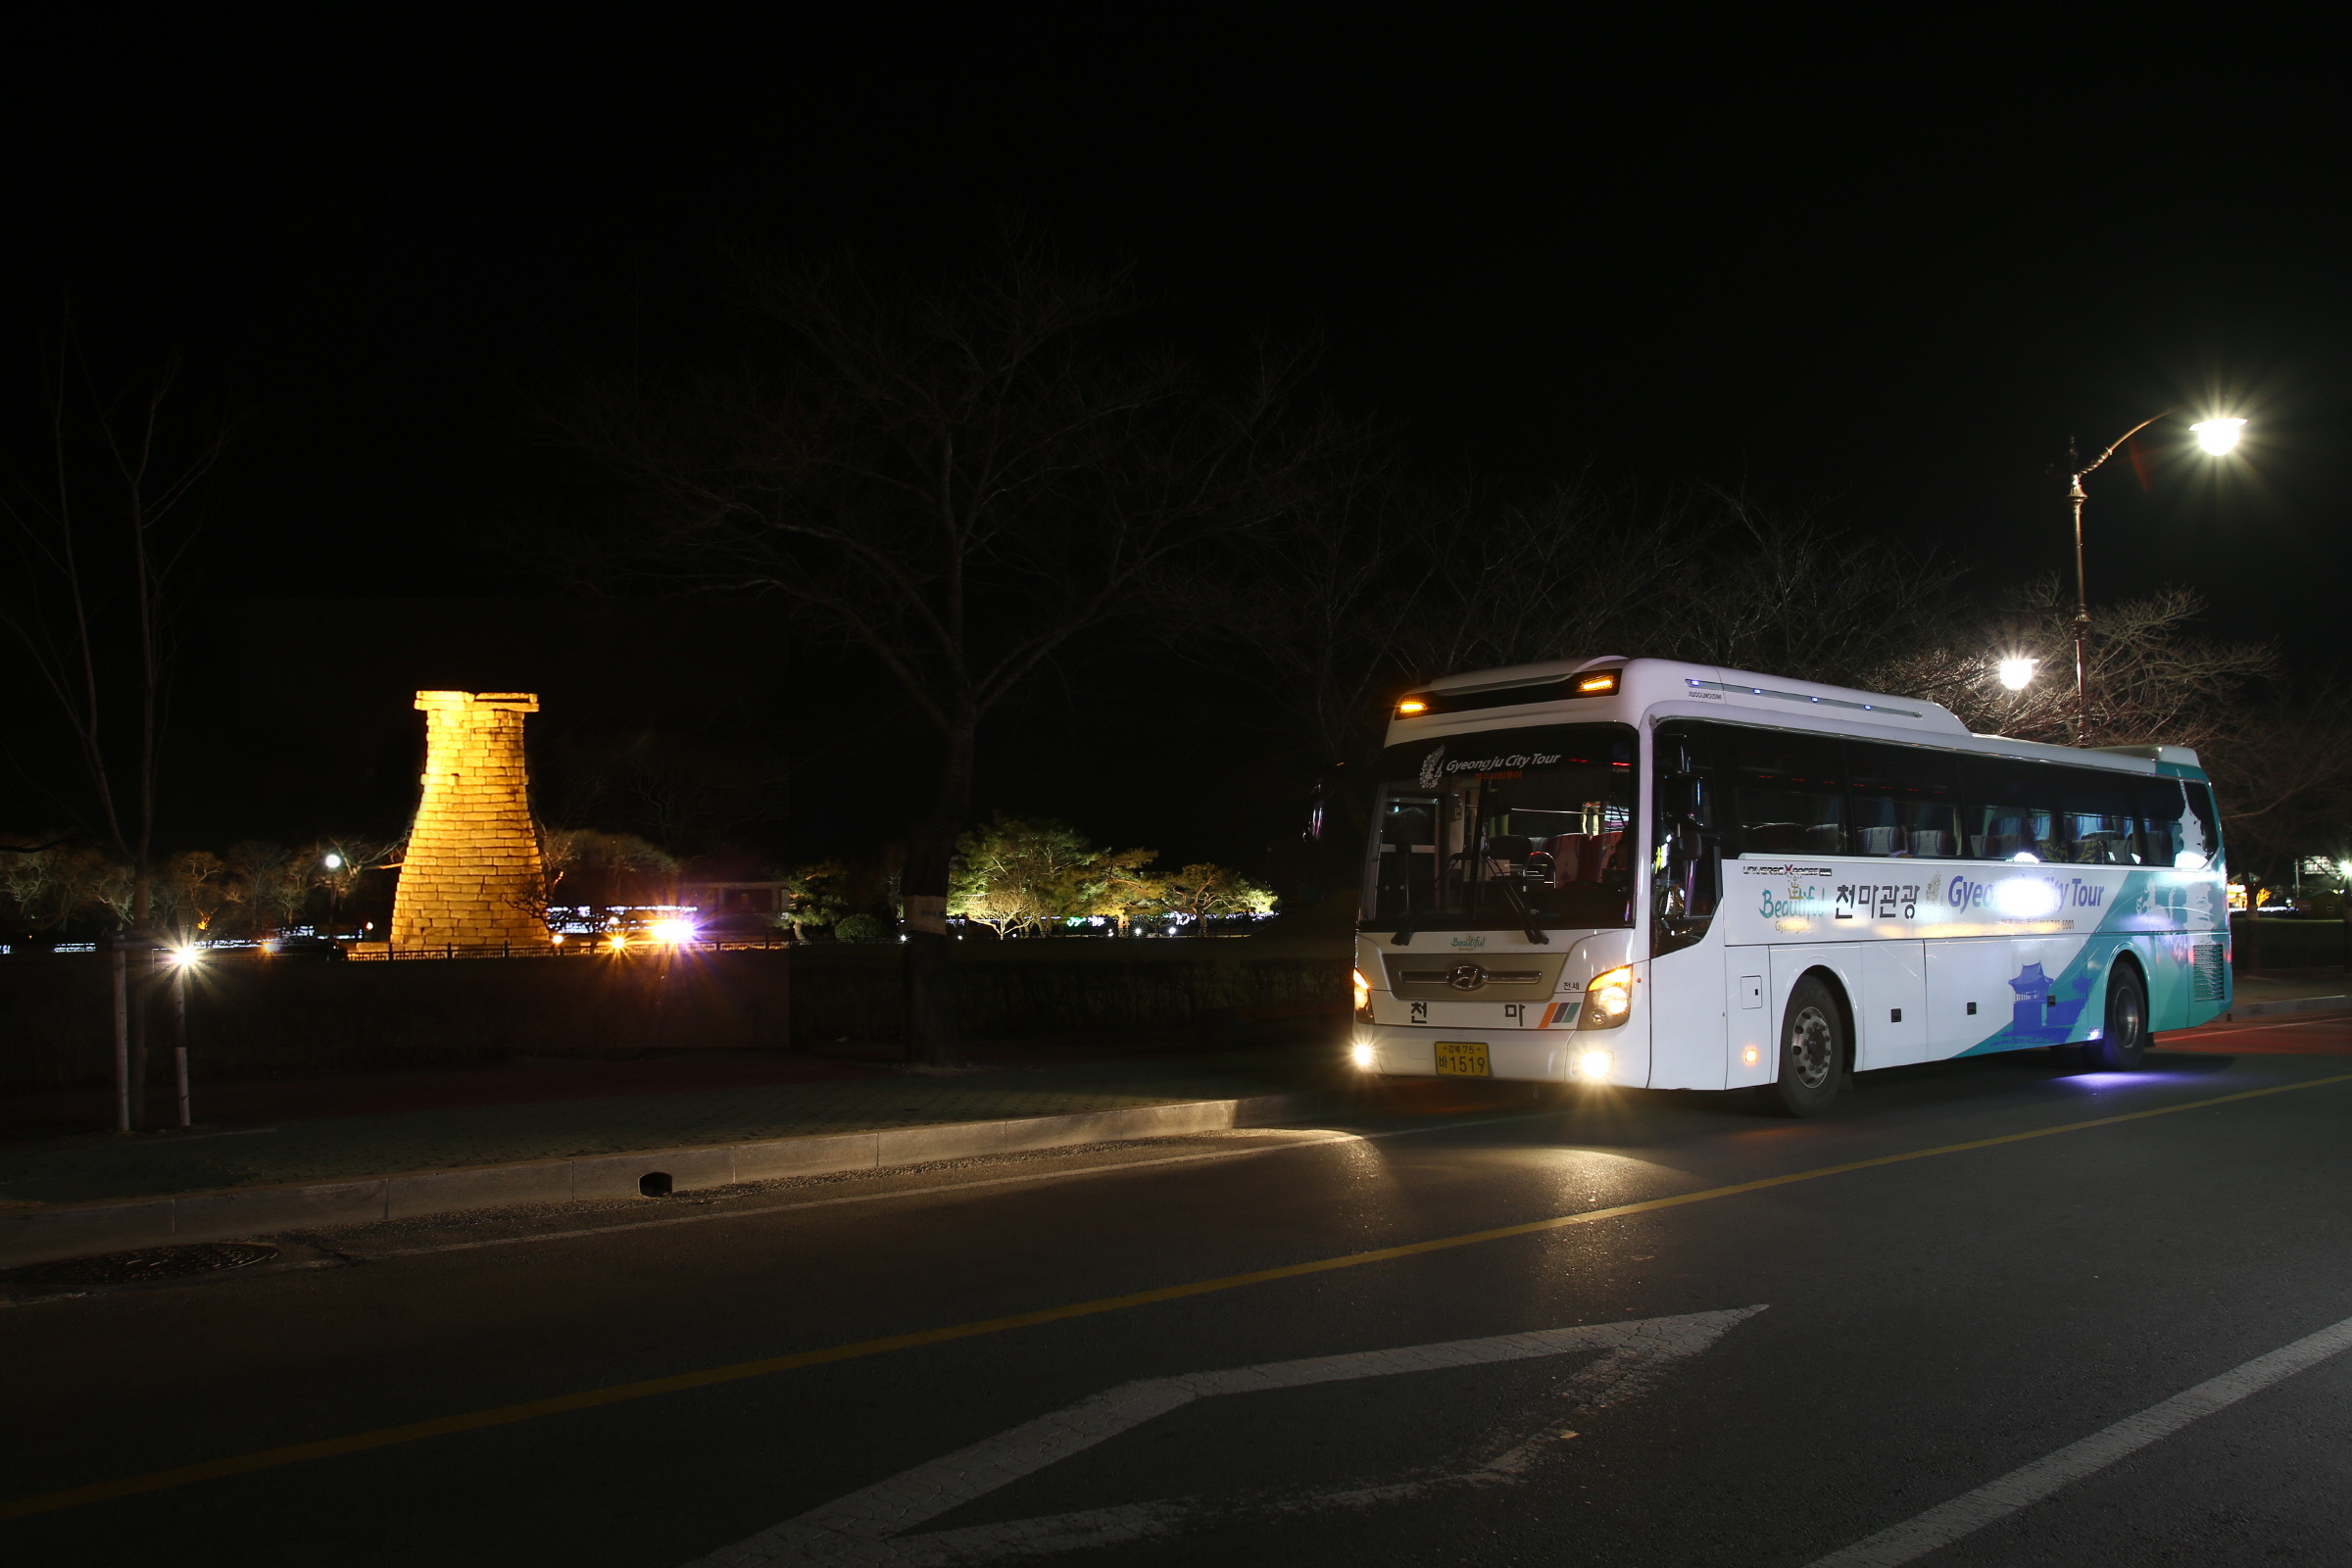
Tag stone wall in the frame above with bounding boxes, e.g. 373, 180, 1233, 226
388, 691, 553, 954
0, 945, 1348, 1093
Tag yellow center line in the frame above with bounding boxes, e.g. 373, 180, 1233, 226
7, 1068, 2349, 1524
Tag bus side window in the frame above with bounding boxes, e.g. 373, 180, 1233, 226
2061, 769, 2134, 864
1846, 742, 1960, 858
2180, 782, 2222, 869
1653, 723, 1723, 952
2132, 777, 2221, 869
1733, 736, 1846, 856
1962, 758, 2058, 861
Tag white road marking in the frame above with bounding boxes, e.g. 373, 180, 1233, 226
345, 1110, 1561, 1261
681, 1304, 1766, 1567
1804, 1308, 2352, 1567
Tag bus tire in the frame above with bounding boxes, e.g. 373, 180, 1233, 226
2084, 963, 2149, 1071
1762, 974, 1844, 1117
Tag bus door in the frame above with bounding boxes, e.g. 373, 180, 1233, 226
1648, 724, 1727, 1089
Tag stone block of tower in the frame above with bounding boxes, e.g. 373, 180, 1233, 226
389, 691, 554, 954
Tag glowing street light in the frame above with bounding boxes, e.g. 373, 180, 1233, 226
1996, 657, 2037, 692
2190, 417, 2246, 455
2063, 411, 2247, 736
320, 851, 348, 942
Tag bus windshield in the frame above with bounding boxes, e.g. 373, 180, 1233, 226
1364, 723, 1638, 932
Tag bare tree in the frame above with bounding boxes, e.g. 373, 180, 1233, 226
1159, 478, 1956, 782
0, 326, 233, 1124
2195, 691, 2352, 871
1866, 578, 2352, 874
556, 232, 1341, 1062
1871, 577, 2276, 753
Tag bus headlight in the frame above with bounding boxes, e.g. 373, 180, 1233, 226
1579, 965, 1634, 1029
1575, 1048, 1614, 1081
1351, 967, 1372, 1021
1350, 1041, 1378, 1071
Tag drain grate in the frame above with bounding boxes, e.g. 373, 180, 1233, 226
30, 1242, 279, 1287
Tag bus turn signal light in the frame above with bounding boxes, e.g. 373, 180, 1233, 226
1351, 967, 1372, 1019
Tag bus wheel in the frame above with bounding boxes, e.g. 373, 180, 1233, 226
2084, 965, 2149, 1071
1763, 976, 1844, 1117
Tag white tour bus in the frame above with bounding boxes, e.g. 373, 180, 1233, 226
1350, 656, 2230, 1114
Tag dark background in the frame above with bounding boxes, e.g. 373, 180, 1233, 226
6, 16, 2344, 884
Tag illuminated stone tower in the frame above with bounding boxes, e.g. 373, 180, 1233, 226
389, 691, 554, 954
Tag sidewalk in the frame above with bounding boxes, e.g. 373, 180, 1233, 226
2227, 972, 2350, 1015
0, 1047, 1337, 1212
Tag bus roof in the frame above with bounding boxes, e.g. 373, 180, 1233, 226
1390, 657, 2205, 777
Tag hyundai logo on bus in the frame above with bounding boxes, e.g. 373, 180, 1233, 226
1446, 962, 1489, 991
1946, 874, 2109, 913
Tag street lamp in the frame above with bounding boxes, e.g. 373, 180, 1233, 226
166, 944, 199, 1127
2191, 417, 2246, 455
321, 851, 345, 941
1996, 657, 2037, 692
2064, 411, 2246, 737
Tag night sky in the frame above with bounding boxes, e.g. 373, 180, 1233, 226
7, 18, 2345, 881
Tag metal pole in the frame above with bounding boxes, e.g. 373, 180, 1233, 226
2069, 469, 2090, 743
173, 959, 191, 1128
111, 934, 131, 1133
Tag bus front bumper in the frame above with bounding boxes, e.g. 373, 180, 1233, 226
1348, 1026, 1635, 1087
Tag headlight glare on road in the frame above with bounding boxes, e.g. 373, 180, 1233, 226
1575, 1049, 1614, 1082
1580, 965, 1634, 1029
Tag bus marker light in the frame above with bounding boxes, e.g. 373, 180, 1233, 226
1396, 698, 1429, 715
1576, 671, 1619, 695
1743, 1046, 1760, 1066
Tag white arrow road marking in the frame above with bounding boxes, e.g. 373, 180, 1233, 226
683, 1305, 1767, 1567
1804, 1307, 2352, 1568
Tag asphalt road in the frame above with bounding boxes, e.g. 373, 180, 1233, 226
6, 1014, 2352, 1566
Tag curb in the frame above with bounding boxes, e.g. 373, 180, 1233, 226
2226, 995, 2351, 1021
0, 1091, 1330, 1270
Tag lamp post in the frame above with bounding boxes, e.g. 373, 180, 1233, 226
167, 943, 199, 1127
322, 851, 344, 941
2063, 413, 2246, 740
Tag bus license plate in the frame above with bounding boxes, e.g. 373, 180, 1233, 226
1434, 1041, 1491, 1077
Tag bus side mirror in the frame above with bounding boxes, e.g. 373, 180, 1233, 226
1685, 837, 1720, 917
1667, 822, 1720, 921
1663, 774, 1704, 822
